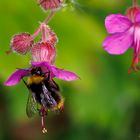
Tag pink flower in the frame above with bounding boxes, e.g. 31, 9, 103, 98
38, 0, 63, 11
11, 33, 34, 55
4, 61, 79, 86
103, 12, 140, 73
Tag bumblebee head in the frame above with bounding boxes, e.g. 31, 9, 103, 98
31, 67, 44, 76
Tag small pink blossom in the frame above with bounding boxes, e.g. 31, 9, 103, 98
103, 11, 140, 73
11, 33, 34, 55
38, 0, 63, 11
31, 42, 56, 64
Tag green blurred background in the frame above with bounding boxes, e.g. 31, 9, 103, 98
0, 0, 140, 140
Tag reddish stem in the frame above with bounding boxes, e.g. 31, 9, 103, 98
44, 11, 56, 24
31, 11, 56, 41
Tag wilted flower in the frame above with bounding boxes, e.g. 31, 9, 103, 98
103, 9, 140, 73
38, 0, 64, 11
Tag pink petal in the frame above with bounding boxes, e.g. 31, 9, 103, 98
38, 0, 63, 11
51, 66, 79, 81
4, 69, 30, 86
31, 42, 56, 64
103, 31, 133, 55
105, 14, 132, 34
11, 33, 34, 55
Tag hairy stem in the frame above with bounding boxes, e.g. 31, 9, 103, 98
31, 11, 56, 40
44, 10, 56, 24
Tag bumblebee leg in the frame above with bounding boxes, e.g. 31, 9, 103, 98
46, 71, 51, 81
40, 106, 47, 133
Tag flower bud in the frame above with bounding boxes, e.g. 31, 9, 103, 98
38, 0, 64, 11
11, 33, 33, 55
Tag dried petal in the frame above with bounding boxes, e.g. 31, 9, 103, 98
31, 42, 56, 64
45, 25, 58, 46
11, 33, 33, 55
41, 23, 58, 45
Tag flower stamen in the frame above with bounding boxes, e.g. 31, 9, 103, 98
128, 60, 137, 74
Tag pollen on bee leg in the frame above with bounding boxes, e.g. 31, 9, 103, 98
42, 127, 47, 134
57, 97, 64, 111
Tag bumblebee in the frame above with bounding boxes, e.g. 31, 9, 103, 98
22, 67, 64, 133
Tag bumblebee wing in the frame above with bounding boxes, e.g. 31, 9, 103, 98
41, 84, 57, 108
26, 93, 38, 118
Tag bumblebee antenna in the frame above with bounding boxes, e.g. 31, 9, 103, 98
22, 78, 29, 88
